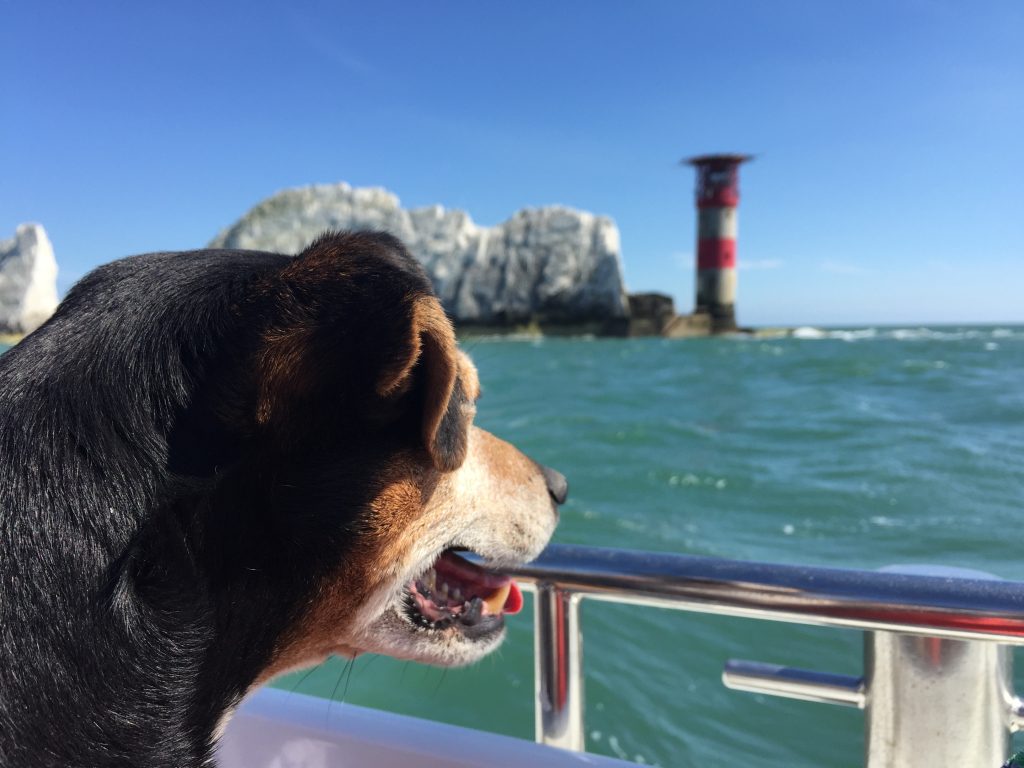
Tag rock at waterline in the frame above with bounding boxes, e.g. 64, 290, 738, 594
0, 224, 59, 335
210, 183, 630, 331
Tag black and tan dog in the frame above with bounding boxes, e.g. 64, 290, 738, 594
0, 232, 565, 767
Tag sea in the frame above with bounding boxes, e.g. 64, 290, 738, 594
4, 324, 1023, 766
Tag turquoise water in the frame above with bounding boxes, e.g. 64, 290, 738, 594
4, 325, 1024, 765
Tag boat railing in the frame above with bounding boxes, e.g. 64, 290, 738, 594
499, 544, 1024, 768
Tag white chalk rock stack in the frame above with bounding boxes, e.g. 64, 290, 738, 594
210, 183, 629, 328
0, 223, 59, 334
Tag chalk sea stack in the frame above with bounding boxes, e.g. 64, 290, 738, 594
210, 183, 630, 334
0, 223, 59, 337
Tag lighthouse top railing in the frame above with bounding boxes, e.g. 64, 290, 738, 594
684, 154, 752, 207
683, 153, 754, 167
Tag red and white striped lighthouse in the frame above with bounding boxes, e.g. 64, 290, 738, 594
685, 154, 752, 333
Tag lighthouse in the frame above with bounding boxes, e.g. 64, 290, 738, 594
685, 154, 752, 333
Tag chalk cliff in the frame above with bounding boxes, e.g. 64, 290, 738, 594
0, 224, 59, 335
210, 183, 629, 329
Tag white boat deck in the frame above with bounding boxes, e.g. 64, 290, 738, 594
218, 688, 639, 768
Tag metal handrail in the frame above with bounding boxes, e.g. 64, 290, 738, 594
496, 544, 1024, 765
505, 545, 1024, 642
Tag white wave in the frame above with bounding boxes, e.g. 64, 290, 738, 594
791, 326, 826, 339
459, 332, 544, 343
888, 328, 986, 341
829, 328, 879, 342
806, 326, 1024, 342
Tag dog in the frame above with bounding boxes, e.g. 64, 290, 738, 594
0, 231, 565, 767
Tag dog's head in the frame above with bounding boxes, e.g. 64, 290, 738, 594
167, 231, 565, 681
0, 230, 564, 762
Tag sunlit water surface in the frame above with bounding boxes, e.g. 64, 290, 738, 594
5, 325, 1023, 765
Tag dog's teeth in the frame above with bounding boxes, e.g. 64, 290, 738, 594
451, 587, 463, 602
426, 569, 436, 590
438, 582, 449, 600
483, 583, 512, 615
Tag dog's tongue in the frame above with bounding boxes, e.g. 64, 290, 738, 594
502, 581, 524, 615
435, 551, 523, 616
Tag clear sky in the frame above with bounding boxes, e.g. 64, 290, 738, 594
2, 1, 1021, 326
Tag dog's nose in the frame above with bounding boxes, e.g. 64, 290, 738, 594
540, 465, 568, 505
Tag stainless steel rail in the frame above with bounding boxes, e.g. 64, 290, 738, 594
500, 545, 1024, 767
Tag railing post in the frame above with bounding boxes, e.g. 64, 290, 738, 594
864, 565, 1014, 768
864, 630, 1012, 767
534, 583, 585, 751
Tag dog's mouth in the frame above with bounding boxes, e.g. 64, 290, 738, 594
402, 548, 523, 636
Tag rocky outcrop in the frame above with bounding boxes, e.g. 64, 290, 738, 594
210, 183, 629, 330
628, 292, 676, 336
0, 224, 59, 335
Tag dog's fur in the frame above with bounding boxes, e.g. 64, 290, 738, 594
0, 232, 560, 767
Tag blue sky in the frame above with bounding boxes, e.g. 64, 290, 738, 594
2, 0, 1021, 326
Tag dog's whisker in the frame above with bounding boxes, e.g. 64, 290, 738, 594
340, 654, 359, 704
326, 657, 354, 725
287, 663, 321, 697
431, 667, 449, 699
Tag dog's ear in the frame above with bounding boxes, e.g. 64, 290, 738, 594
376, 295, 469, 472
249, 232, 469, 470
